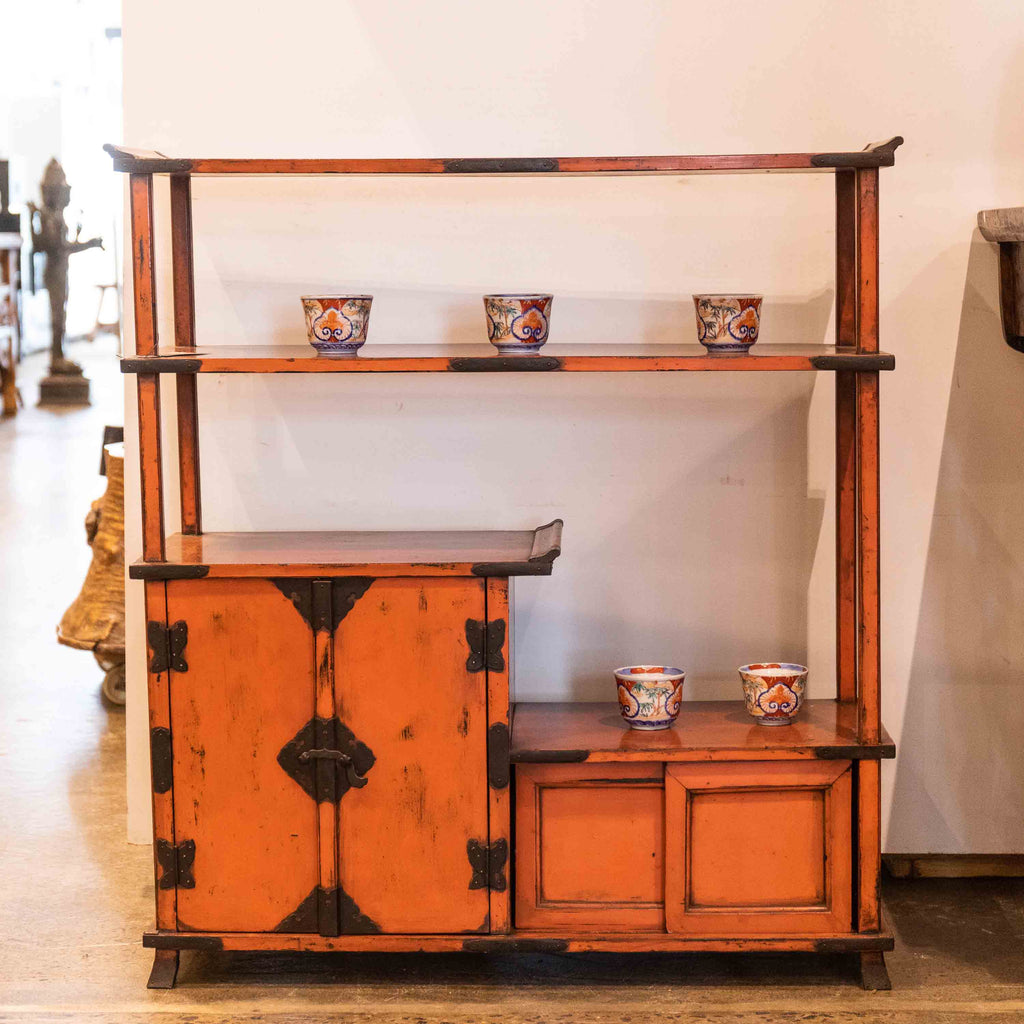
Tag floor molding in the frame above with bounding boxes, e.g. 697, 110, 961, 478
885, 854, 1024, 878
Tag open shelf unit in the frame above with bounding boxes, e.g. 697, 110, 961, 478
113, 136, 899, 991
121, 343, 895, 374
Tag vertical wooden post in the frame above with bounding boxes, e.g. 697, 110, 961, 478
145, 580, 176, 931
170, 173, 202, 535
312, 580, 340, 936
857, 759, 882, 932
835, 170, 857, 702
854, 167, 883, 938
130, 172, 164, 562
855, 168, 881, 744
486, 576, 511, 933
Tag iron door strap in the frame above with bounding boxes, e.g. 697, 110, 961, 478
147, 620, 188, 674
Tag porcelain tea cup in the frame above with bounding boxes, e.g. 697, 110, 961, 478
738, 663, 808, 725
483, 294, 552, 353
693, 294, 763, 352
301, 295, 373, 356
614, 665, 686, 731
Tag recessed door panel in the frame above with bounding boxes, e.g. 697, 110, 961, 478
515, 763, 665, 931
168, 579, 318, 932
665, 760, 852, 935
334, 577, 489, 934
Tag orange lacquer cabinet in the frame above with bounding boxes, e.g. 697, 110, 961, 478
154, 574, 504, 936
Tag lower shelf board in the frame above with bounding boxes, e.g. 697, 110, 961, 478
511, 700, 896, 762
143, 930, 894, 954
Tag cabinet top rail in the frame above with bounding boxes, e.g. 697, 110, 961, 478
104, 138, 903, 176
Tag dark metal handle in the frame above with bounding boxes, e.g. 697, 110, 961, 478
298, 749, 368, 788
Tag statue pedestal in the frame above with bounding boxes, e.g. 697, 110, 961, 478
39, 372, 90, 406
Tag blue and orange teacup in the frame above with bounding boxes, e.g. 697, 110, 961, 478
302, 295, 373, 356
484, 293, 552, 353
614, 665, 686, 731
693, 294, 762, 352
738, 663, 808, 726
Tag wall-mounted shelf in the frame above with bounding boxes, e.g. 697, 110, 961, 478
121, 344, 896, 375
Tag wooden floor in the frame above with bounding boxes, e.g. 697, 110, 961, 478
2, 344, 1024, 1022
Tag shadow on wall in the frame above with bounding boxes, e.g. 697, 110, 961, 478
889, 232, 1024, 852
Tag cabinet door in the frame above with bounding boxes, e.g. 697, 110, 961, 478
167, 579, 318, 932
515, 763, 665, 931
334, 577, 490, 933
665, 761, 852, 935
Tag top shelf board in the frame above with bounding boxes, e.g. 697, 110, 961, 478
104, 138, 903, 177
121, 344, 895, 375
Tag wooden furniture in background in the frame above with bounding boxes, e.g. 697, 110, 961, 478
0, 231, 22, 417
978, 207, 1024, 353
110, 137, 900, 991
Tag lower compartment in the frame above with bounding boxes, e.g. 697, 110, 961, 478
515, 760, 853, 935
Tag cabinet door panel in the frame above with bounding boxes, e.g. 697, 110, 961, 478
168, 579, 318, 932
515, 763, 665, 931
335, 577, 489, 934
665, 760, 852, 935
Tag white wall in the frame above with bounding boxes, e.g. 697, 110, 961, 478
3, 0, 122, 346
123, 0, 1024, 851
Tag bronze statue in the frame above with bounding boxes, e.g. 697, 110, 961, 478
28, 159, 102, 403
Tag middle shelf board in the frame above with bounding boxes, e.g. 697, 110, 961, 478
511, 700, 895, 762
121, 344, 896, 375
129, 520, 563, 580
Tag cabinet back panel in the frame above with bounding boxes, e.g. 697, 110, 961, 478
335, 577, 489, 933
168, 579, 318, 932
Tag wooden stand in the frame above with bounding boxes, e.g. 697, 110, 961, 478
111, 138, 900, 989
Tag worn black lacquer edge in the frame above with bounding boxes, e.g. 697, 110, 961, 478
810, 136, 904, 168
130, 563, 210, 580
144, 932, 224, 950
448, 356, 563, 372
121, 358, 203, 374
810, 353, 895, 371
471, 561, 554, 577
462, 938, 570, 953
513, 749, 590, 763
812, 744, 896, 760
104, 144, 194, 174
444, 158, 559, 173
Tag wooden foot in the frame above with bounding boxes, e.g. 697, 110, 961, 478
147, 948, 179, 989
859, 950, 891, 990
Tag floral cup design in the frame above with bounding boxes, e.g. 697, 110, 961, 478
738, 663, 808, 726
301, 295, 373, 356
614, 665, 686, 731
693, 294, 763, 352
484, 294, 552, 353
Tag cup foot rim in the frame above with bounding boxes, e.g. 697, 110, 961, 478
700, 343, 757, 354
492, 345, 547, 354
622, 720, 676, 731
310, 346, 364, 357
752, 717, 796, 726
